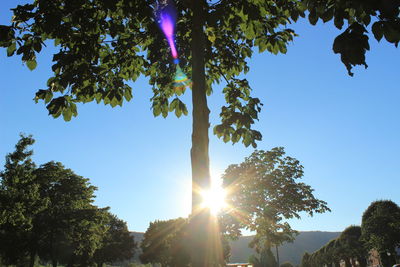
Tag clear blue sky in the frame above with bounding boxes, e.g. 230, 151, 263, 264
1, 1, 399, 233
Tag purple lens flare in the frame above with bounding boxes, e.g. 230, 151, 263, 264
156, 0, 191, 91
158, 4, 178, 58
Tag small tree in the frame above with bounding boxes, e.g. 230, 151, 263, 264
221, 147, 330, 252
361, 200, 400, 267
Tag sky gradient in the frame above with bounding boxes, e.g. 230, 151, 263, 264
1, 1, 400, 233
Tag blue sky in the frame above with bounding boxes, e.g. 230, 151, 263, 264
1, 1, 400, 233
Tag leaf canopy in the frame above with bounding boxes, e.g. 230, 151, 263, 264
1, 0, 398, 146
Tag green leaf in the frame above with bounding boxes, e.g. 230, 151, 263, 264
33, 41, 42, 53
321, 8, 334, 23
383, 23, 400, 44
7, 42, 16, 57
308, 11, 318, 25
62, 107, 72, 121
54, 38, 61, 46
34, 89, 47, 103
26, 60, 37, 71
153, 105, 161, 117
175, 107, 182, 118
372, 22, 383, 42
44, 91, 53, 104
362, 15, 371, 26
124, 88, 133, 101
334, 16, 344, 29
70, 102, 78, 117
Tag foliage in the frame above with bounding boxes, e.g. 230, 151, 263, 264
303, 0, 400, 76
0, 135, 47, 266
306, 223, 388, 267
0, 135, 135, 267
1, 1, 399, 265
1, 0, 397, 145
337, 226, 367, 267
31, 161, 107, 266
140, 217, 230, 266
93, 213, 136, 267
140, 218, 190, 267
361, 200, 400, 266
300, 252, 311, 267
221, 147, 330, 252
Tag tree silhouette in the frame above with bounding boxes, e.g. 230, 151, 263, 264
1, 1, 399, 265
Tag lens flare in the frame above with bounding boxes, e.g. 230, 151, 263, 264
174, 65, 192, 92
156, 0, 191, 91
159, 11, 178, 59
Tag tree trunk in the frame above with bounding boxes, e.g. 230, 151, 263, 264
191, 0, 209, 215
189, 0, 223, 266
29, 250, 36, 267
52, 258, 57, 267
358, 257, 367, 267
275, 245, 280, 267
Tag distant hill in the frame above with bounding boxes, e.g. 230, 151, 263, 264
229, 231, 341, 265
130, 231, 340, 265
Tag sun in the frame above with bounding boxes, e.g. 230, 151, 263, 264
201, 182, 227, 215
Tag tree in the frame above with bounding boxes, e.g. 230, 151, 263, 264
221, 147, 330, 253
1, 1, 399, 265
0, 137, 113, 267
0, 135, 47, 267
0, 136, 131, 267
361, 200, 400, 267
33, 161, 107, 267
140, 218, 190, 267
93, 213, 136, 267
